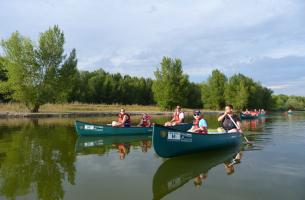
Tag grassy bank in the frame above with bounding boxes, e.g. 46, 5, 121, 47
0, 103, 220, 118
0, 103, 162, 113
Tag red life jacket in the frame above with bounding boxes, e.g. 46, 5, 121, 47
193, 118, 208, 134
118, 113, 131, 127
193, 117, 201, 129
173, 112, 183, 122
141, 115, 152, 127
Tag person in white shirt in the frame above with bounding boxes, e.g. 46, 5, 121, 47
164, 105, 185, 126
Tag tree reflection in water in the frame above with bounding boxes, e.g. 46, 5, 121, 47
0, 120, 77, 200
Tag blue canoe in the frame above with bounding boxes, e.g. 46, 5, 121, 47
75, 120, 192, 136
152, 124, 242, 158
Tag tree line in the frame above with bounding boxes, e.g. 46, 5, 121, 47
0, 26, 304, 112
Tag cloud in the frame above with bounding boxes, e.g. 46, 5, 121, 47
1, 0, 305, 95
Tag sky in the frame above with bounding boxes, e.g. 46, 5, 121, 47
1, 0, 305, 95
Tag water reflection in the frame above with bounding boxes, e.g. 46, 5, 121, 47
241, 118, 267, 132
0, 121, 76, 200
152, 146, 242, 200
75, 135, 152, 159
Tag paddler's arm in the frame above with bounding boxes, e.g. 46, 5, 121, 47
218, 112, 227, 122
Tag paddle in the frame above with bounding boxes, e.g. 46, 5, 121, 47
226, 114, 252, 145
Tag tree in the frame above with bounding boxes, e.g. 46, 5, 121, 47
285, 96, 304, 110
152, 57, 190, 110
186, 82, 202, 108
0, 56, 10, 102
0, 25, 78, 112
201, 69, 227, 109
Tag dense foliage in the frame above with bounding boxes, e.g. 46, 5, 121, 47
0, 26, 304, 112
0, 26, 78, 112
271, 94, 305, 111
69, 69, 154, 105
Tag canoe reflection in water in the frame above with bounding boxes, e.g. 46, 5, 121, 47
193, 152, 242, 187
115, 143, 130, 160
140, 140, 152, 153
152, 146, 242, 199
75, 135, 152, 159
223, 151, 242, 175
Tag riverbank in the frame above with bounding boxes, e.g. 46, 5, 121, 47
0, 103, 221, 118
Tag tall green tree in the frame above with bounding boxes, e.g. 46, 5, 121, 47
186, 82, 202, 108
225, 74, 252, 110
201, 69, 227, 109
0, 56, 10, 102
152, 57, 190, 110
0, 25, 78, 112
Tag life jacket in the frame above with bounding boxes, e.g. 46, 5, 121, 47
193, 118, 208, 134
118, 113, 131, 127
222, 115, 237, 131
193, 117, 201, 129
250, 111, 258, 116
141, 115, 152, 127
173, 111, 184, 123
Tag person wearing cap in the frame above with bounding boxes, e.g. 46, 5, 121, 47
164, 105, 185, 126
188, 110, 208, 134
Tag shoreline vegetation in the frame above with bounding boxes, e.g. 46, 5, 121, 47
0, 103, 221, 118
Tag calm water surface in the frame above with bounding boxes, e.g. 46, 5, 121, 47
0, 113, 304, 200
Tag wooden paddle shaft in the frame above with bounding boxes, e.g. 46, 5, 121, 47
227, 114, 240, 130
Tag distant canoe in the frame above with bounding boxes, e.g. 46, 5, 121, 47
152, 124, 241, 158
75, 120, 192, 136
152, 146, 240, 200
240, 113, 259, 120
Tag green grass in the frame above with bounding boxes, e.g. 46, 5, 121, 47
0, 102, 221, 114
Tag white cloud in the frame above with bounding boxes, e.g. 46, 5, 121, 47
1, 0, 305, 95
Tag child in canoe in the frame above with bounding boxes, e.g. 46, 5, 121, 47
188, 110, 208, 134
137, 113, 152, 127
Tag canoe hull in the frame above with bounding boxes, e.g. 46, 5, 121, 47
75, 120, 192, 136
240, 114, 259, 120
152, 125, 241, 158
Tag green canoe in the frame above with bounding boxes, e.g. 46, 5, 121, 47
75, 134, 151, 153
75, 120, 192, 136
240, 113, 259, 120
152, 124, 241, 158
153, 146, 240, 200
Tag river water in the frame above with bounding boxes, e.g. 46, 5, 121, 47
0, 112, 304, 200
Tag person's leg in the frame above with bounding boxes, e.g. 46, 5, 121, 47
188, 127, 195, 132
228, 128, 238, 133
164, 122, 172, 126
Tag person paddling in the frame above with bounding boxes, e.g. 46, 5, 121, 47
164, 105, 185, 126
218, 105, 242, 133
188, 111, 208, 134
112, 108, 131, 127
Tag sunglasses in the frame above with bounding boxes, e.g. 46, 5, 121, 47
194, 114, 200, 116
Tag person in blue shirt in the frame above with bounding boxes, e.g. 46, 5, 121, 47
188, 111, 208, 134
